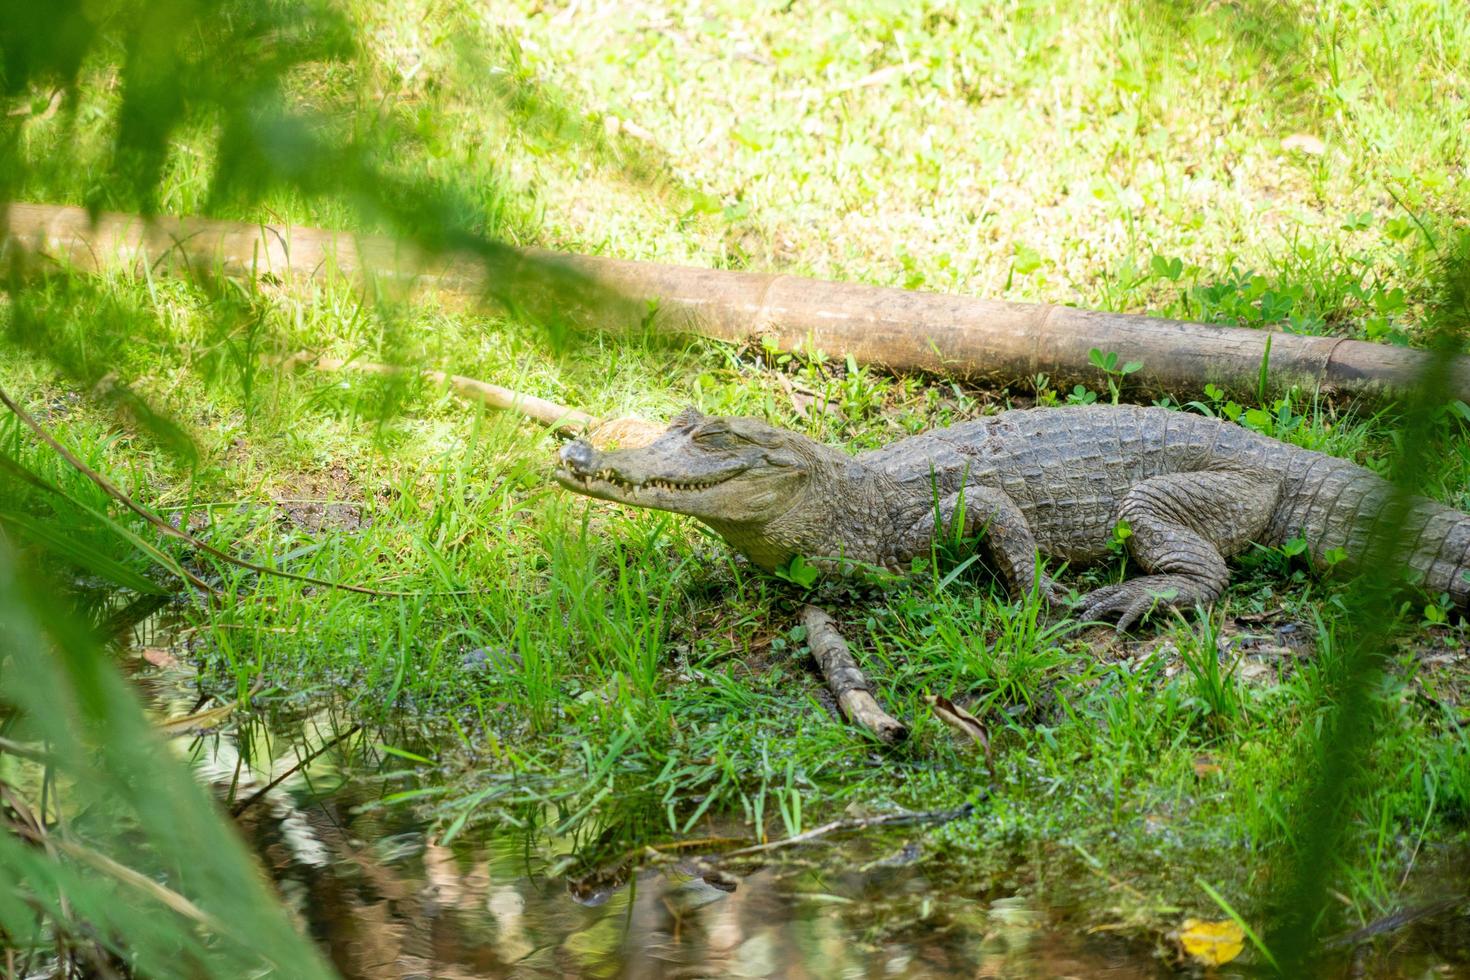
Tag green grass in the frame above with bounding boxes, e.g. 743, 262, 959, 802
3, 0, 1470, 967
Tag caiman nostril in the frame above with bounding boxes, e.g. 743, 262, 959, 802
559, 441, 595, 472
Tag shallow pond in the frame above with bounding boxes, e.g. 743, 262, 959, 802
121, 606, 1467, 979
245, 780, 1161, 978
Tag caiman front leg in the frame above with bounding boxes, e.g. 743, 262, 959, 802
1079, 470, 1282, 630
902, 486, 1066, 606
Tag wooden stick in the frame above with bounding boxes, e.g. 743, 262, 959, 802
1322, 897, 1466, 949
7, 201, 1468, 404
717, 802, 972, 858
799, 604, 908, 743
276, 351, 668, 448
279, 352, 599, 433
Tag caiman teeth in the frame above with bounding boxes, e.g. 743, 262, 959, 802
574, 471, 709, 492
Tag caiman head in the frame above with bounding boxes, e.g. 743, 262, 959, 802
554, 408, 845, 569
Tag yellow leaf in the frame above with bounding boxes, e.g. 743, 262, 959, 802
1179, 918, 1245, 966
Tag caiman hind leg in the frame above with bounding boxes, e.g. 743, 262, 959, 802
1079, 471, 1282, 630
908, 487, 1067, 606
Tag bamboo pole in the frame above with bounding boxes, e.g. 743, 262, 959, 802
6, 202, 1466, 404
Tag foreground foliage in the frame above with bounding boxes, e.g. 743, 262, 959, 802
0, 544, 334, 977
2, 0, 1469, 972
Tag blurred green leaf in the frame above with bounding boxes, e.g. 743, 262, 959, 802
0, 509, 167, 593
0, 540, 335, 977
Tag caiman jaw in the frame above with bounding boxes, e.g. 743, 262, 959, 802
554, 439, 746, 506
553, 410, 823, 532
553, 465, 729, 496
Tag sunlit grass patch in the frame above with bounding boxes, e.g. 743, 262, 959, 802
3, 0, 1470, 963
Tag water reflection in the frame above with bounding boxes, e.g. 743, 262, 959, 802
236, 795, 1160, 979
113, 603, 1465, 979
120, 604, 1155, 978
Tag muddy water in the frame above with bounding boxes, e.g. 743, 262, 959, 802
239, 779, 1159, 979
148, 708, 1159, 977
121, 608, 1467, 979
121, 607, 1164, 978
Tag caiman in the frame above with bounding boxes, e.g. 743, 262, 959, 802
554, 405, 1470, 628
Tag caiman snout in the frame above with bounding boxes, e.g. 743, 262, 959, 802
559, 440, 596, 473
553, 410, 825, 538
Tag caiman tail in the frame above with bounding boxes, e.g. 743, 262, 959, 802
1404, 500, 1470, 610
1284, 452, 1470, 610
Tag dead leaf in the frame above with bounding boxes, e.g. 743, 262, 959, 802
156, 700, 238, 738
831, 60, 922, 93
1179, 918, 1245, 966
1232, 607, 1287, 625
141, 647, 180, 669
925, 694, 992, 764
1235, 643, 1298, 660
1238, 661, 1277, 685
602, 114, 657, 144
1281, 133, 1326, 155
586, 417, 664, 450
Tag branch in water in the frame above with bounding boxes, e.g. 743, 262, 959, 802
718, 802, 973, 859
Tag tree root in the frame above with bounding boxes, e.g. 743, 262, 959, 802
799, 604, 908, 743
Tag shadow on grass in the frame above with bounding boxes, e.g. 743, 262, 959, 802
0, 0, 669, 457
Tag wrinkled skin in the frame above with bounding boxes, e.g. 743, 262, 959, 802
555, 405, 1470, 629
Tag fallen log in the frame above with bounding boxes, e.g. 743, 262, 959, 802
799, 604, 908, 744
5, 202, 1467, 404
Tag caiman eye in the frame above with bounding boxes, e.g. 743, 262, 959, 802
692, 425, 739, 448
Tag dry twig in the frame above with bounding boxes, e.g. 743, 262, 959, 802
718, 803, 973, 859
278, 351, 599, 433
799, 604, 908, 743
229, 724, 363, 817
1322, 897, 1467, 949
276, 351, 667, 449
